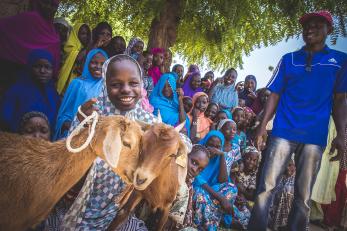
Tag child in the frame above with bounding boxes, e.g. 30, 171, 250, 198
167, 144, 210, 230
182, 96, 193, 113
172, 64, 184, 81
19, 111, 51, 141
148, 47, 165, 85
204, 103, 219, 121
232, 193, 251, 230
104, 36, 126, 56
189, 92, 212, 143
138, 51, 154, 96
232, 107, 247, 153
236, 146, 259, 201
269, 159, 296, 231
217, 119, 242, 173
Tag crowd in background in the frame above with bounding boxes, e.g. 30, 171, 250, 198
0, 0, 346, 231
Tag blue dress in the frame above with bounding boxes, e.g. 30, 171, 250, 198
193, 131, 238, 230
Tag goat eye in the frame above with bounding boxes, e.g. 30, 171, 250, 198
122, 141, 131, 148
169, 153, 176, 158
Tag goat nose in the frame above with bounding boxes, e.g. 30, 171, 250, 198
136, 176, 147, 185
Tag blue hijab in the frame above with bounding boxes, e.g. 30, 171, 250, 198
193, 130, 225, 187
0, 49, 60, 133
150, 72, 191, 135
221, 109, 233, 120
54, 49, 108, 140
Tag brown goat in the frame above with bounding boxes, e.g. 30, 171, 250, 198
108, 123, 188, 231
0, 115, 143, 231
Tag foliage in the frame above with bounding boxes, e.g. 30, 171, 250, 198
59, 0, 347, 71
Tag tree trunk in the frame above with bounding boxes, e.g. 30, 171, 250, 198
147, 0, 182, 50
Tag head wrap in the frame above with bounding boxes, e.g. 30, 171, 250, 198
217, 119, 236, 131
125, 37, 144, 57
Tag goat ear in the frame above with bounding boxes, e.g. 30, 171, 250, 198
135, 119, 151, 131
174, 121, 185, 133
177, 139, 187, 157
175, 139, 188, 167
102, 127, 122, 168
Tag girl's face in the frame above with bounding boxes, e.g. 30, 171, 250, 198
244, 152, 259, 172
89, 53, 106, 79
162, 81, 173, 99
98, 28, 112, 42
153, 53, 164, 66
238, 99, 246, 107
190, 74, 201, 90
224, 70, 237, 86
245, 111, 255, 126
204, 72, 214, 82
112, 38, 126, 54
245, 79, 256, 92
78, 25, 91, 47
106, 60, 142, 111
21, 117, 50, 141
131, 41, 144, 55
232, 110, 245, 125
187, 150, 209, 178
31, 59, 53, 84
206, 136, 222, 150
194, 95, 208, 112
205, 104, 218, 120
175, 66, 184, 78
215, 112, 228, 123
143, 54, 153, 71
260, 89, 271, 105
183, 97, 193, 113
221, 122, 237, 141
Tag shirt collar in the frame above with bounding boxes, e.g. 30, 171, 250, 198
300, 45, 330, 55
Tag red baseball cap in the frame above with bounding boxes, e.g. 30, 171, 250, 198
299, 10, 333, 27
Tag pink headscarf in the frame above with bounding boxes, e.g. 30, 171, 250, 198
0, 2, 60, 72
141, 88, 154, 113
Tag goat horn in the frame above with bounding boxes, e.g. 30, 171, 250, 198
157, 109, 163, 123
175, 121, 185, 132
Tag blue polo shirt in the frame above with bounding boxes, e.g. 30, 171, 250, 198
267, 46, 347, 146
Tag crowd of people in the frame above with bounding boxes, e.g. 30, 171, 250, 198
0, 0, 347, 230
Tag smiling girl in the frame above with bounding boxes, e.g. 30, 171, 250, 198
54, 49, 108, 140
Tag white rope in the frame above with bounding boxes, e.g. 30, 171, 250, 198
66, 110, 99, 153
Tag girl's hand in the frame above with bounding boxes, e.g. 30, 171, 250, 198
177, 88, 184, 98
220, 197, 233, 214
207, 147, 224, 156
78, 98, 98, 122
192, 108, 200, 119
248, 91, 257, 100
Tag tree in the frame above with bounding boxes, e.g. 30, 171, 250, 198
59, 0, 347, 70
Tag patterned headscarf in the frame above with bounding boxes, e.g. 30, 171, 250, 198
125, 37, 144, 56
217, 119, 236, 131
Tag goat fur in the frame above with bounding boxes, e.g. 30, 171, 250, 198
0, 115, 143, 231
108, 123, 188, 231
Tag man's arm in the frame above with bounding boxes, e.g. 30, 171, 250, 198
330, 93, 347, 161
255, 92, 280, 150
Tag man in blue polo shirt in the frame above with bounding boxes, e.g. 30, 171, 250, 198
248, 11, 347, 231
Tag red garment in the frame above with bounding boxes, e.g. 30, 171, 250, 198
322, 169, 347, 226
0, 11, 60, 72
250, 97, 263, 115
148, 66, 162, 85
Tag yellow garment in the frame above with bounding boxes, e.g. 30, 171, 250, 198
57, 23, 84, 94
311, 117, 340, 204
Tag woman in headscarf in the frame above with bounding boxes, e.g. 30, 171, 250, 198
61, 54, 192, 230
0, 49, 60, 132
150, 72, 190, 135
54, 49, 108, 140
193, 130, 238, 230
148, 47, 165, 85
53, 17, 71, 47
189, 92, 213, 143
209, 68, 239, 110
238, 75, 257, 107
57, 23, 91, 94
0, 0, 60, 89
125, 37, 144, 60
182, 71, 203, 98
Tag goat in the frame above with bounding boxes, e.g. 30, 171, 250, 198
0, 115, 143, 231
108, 122, 188, 231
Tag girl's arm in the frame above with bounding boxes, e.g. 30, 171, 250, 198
177, 88, 186, 123
190, 109, 199, 143
218, 154, 229, 183
202, 184, 233, 213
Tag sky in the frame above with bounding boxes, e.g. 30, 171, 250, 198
172, 36, 347, 88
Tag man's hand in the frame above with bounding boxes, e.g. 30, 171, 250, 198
330, 134, 346, 161
255, 124, 267, 151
